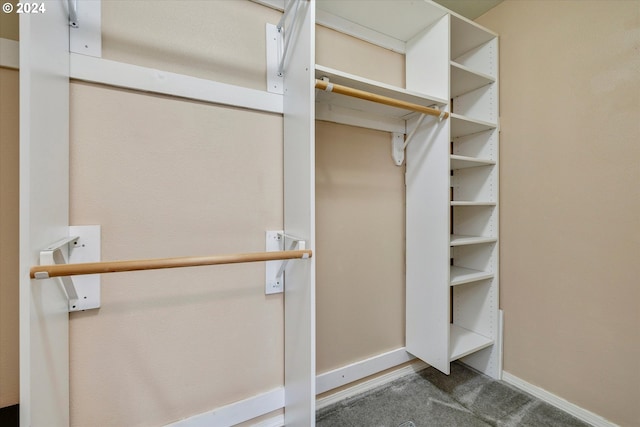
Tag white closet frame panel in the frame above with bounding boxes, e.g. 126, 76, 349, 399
405, 115, 451, 374
19, 4, 71, 426
282, 0, 317, 425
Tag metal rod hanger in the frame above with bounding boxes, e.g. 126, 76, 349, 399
68, 0, 78, 28
277, 0, 305, 76
277, 0, 295, 31
315, 79, 449, 119
31, 249, 312, 280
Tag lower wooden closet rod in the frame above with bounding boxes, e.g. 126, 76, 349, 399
315, 79, 449, 119
30, 250, 312, 279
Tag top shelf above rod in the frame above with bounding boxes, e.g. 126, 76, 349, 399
315, 79, 449, 120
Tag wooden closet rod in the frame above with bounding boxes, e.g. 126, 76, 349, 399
315, 79, 449, 119
30, 250, 312, 279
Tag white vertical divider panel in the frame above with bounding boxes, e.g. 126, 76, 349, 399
404, 113, 451, 374
283, 0, 316, 424
19, 4, 70, 427
404, 13, 451, 375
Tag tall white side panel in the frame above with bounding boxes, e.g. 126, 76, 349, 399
405, 9, 451, 375
405, 114, 451, 374
283, 0, 315, 425
406, 14, 449, 100
19, 5, 70, 427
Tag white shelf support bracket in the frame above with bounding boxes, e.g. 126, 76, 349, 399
394, 112, 432, 166
265, 230, 308, 294
69, 0, 102, 57
36, 225, 101, 312
403, 113, 427, 151
392, 132, 405, 166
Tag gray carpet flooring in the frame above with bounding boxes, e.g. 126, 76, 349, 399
316, 362, 591, 427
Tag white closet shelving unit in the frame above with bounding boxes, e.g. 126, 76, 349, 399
448, 13, 500, 379
276, 0, 501, 423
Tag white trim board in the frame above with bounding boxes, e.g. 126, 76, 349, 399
0, 38, 19, 69
502, 371, 619, 427
69, 53, 284, 114
316, 347, 417, 394
165, 388, 284, 427
317, 359, 428, 411
167, 347, 423, 427
2, 40, 284, 114
250, 414, 285, 427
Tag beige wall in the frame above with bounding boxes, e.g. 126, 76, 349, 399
0, 67, 19, 408
101, 0, 281, 91
0, 2, 18, 41
315, 121, 405, 373
315, 26, 407, 374
0, 1, 19, 410
316, 25, 405, 87
69, 82, 284, 426
68, 2, 286, 425
476, 1, 640, 426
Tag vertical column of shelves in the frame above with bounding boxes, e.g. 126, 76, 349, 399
448, 16, 500, 376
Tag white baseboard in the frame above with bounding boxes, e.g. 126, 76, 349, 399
501, 371, 619, 427
317, 358, 428, 411
166, 348, 424, 426
165, 388, 284, 427
316, 347, 417, 394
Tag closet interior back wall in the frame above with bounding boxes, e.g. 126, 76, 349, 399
68, 2, 285, 426
315, 121, 406, 374
315, 26, 407, 375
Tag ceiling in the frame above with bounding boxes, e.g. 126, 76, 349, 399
432, 0, 504, 20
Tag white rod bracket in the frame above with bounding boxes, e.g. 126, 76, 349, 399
391, 132, 405, 166
39, 236, 80, 309
276, 0, 304, 77
37, 226, 101, 312
265, 230, 285, 294
265, 230, 307, 294
276, 0, 295, 31
275, 232, 306, 279
69, 0, 102, 57
68, 0, 78, 28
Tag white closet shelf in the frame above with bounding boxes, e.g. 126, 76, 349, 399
450, 15, 497, 60
449, 324, 494, 361
450, 61, 495, 98
450, 201, 496, 207
315, 65, 447, 120
450, 154, 495, 169
450, 235, 497, 246
450, 114, 496, 138
316, 1, 447, 46
450, 266, 494, 286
